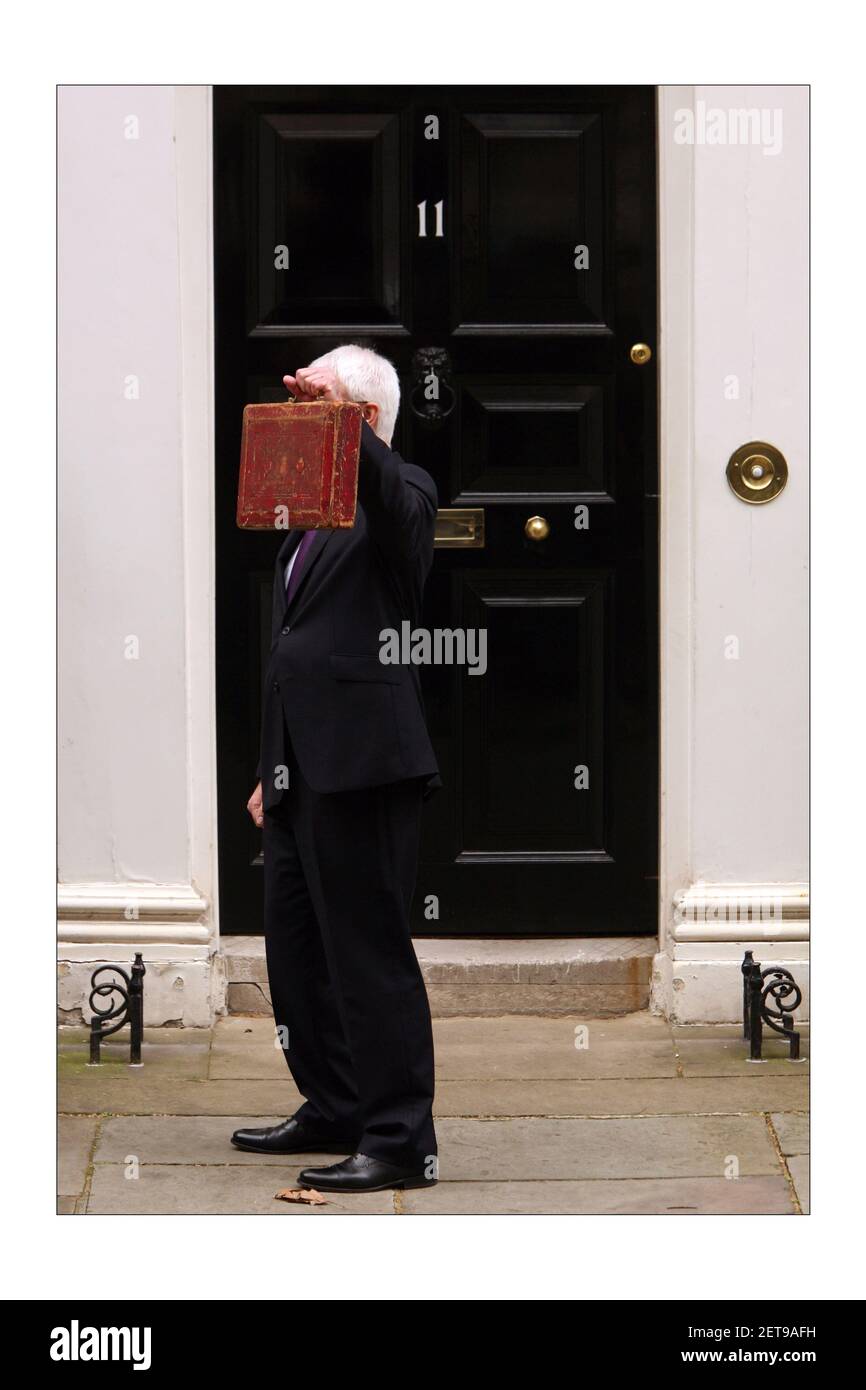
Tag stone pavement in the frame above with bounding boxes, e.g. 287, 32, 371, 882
58, 1012, 809, 1215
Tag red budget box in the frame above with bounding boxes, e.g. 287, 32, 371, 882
237, 400, 362, 530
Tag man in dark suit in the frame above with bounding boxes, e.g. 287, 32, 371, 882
231, 346, 440, 1193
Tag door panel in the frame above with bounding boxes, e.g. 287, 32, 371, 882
455, 378, 612, 499
251, 109, 406, 334
458, 572, 608, 855
215, 85, 657, 936
456, 110, 608, 330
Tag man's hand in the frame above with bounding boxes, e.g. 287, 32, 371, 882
283, 366, 345, 402
247, 781, 264, 828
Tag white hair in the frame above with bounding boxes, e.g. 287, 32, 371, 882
308, 344, 400, 446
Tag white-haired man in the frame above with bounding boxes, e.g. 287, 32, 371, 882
232, 346, 440, 1193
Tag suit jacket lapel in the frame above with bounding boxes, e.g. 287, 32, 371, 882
285, 529, 334, 614
272, 529, 336, 628
271, 530, 298, 635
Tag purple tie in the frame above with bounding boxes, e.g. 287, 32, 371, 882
285, 530, 316, 605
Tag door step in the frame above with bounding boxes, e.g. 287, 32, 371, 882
221, 936, 655, 1018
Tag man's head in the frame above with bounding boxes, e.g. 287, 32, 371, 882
307, 345, 400, 446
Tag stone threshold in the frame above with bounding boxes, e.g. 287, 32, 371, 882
222, 936, 656, 1018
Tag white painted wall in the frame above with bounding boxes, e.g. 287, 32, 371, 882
58, 86, 217, 1024
692, 87, 808, 884
656, 86, 809, 1022
59, 86, 187, 884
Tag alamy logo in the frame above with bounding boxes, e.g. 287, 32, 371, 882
379, 622, 487, 676
674, 101, 783, 156
50, 1321, 152, 1371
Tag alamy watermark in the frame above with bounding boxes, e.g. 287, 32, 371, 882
50, 1321, 151, 1371
673, 897, 785, 926
674, 101, 783, 157
379, 621, 487, 676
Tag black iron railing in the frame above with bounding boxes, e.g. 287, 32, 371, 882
87, 953, 146, 1065
741, 950, 803, 1061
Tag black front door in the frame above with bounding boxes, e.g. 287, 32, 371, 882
215, 85, 658, 936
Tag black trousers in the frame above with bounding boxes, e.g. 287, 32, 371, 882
262, 738, 437, 1169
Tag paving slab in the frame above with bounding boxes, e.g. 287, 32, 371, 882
675, 1036, 810, 1077
58, 1042, 210, 1080
434, 1040, 677, 1080
91, 1111, 782, 1181
400, 1175, 796, 1215
59, 1076, 302, 1116
788, 1155, 810, 1213
431, 1115, 781, 1181
58, 1073, 809, 1121
432, 1014, 676, 1081
59, 1027, 211, 1046
58, 1115, 98, 1197
208, 1013, 678, 1082
57, 1196, 78, 1214
86, 1164, 394, 1215
672, 1024, 811, 1041
208, 1042, 289, 1080
216, 1012, 671, 1044
434, 1075, 810, 1117
94, 1115, 328, 1166
209, 1035, 679, 1082
770, 1111, 809, 1155
212, 1017, 275, 1042
434, 1012, 671, 1042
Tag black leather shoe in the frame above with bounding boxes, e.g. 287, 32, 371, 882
298, 1152, 438, 1192
231, 1117, 359, 1155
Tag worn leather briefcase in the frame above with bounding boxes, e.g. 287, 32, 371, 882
237, 400, 362, 531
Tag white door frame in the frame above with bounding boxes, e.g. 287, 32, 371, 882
654, 85, 809, 1022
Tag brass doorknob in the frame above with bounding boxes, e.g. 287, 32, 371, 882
630, 342, 652, 365
525, 515, 550, 541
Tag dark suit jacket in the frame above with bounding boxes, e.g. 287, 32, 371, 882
258, 420, 441, 810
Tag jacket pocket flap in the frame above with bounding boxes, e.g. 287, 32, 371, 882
329, 655, 404, 684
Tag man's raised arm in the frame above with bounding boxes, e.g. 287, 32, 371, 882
357, 420, 437, 573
